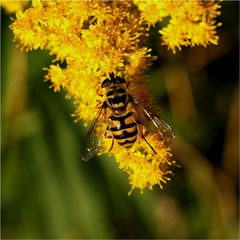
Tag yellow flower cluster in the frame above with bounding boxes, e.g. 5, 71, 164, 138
1, 0, 28, 14
134, 0, 222, 53
10, 0, 221, 193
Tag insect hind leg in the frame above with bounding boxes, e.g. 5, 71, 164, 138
141, 134, 157, 154
109, 138, 114, 152
136, 120, 157, 154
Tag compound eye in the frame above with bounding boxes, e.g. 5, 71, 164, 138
101, 79, 111, 88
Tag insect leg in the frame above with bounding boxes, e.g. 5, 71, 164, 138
105, 116, 112, 138
109, 138, 114, 152
104, 117, 114, 152
141, 134, 157, 154
136, 119, 157, 154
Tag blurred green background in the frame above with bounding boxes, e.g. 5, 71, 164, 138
1, 1, 239, 239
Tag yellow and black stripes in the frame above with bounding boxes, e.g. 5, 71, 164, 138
105, 86, 128, 110
108, 111, 138, 148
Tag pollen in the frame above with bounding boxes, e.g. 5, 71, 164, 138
9, 0, 221, 193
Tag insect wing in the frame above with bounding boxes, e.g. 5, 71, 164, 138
130, 96, 175, 142
81, 104, 106, 161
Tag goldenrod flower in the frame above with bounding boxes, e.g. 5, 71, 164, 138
134, 0, 222, 53
10, 0, 221, 193
1, 0, 28, 14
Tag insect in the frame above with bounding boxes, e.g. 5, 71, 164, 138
81, 73, 175, 161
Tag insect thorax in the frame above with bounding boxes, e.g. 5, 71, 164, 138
104, 84, 129, 112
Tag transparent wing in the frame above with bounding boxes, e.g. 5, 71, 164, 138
81, 104, 107, 161
130, 96, 175, 142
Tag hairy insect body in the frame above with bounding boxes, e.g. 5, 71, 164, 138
81, 73, 175, 161
104, 79, 139, 149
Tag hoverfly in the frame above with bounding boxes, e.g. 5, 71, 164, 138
81, 73, 175, 161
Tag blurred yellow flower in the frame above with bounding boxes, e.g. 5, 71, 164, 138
10, 0, 221, 193
1, 0, 28, 13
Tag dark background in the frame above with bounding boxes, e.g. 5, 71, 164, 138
1, 1, 239, 239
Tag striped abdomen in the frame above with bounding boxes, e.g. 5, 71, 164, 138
108, 111, 138, 148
